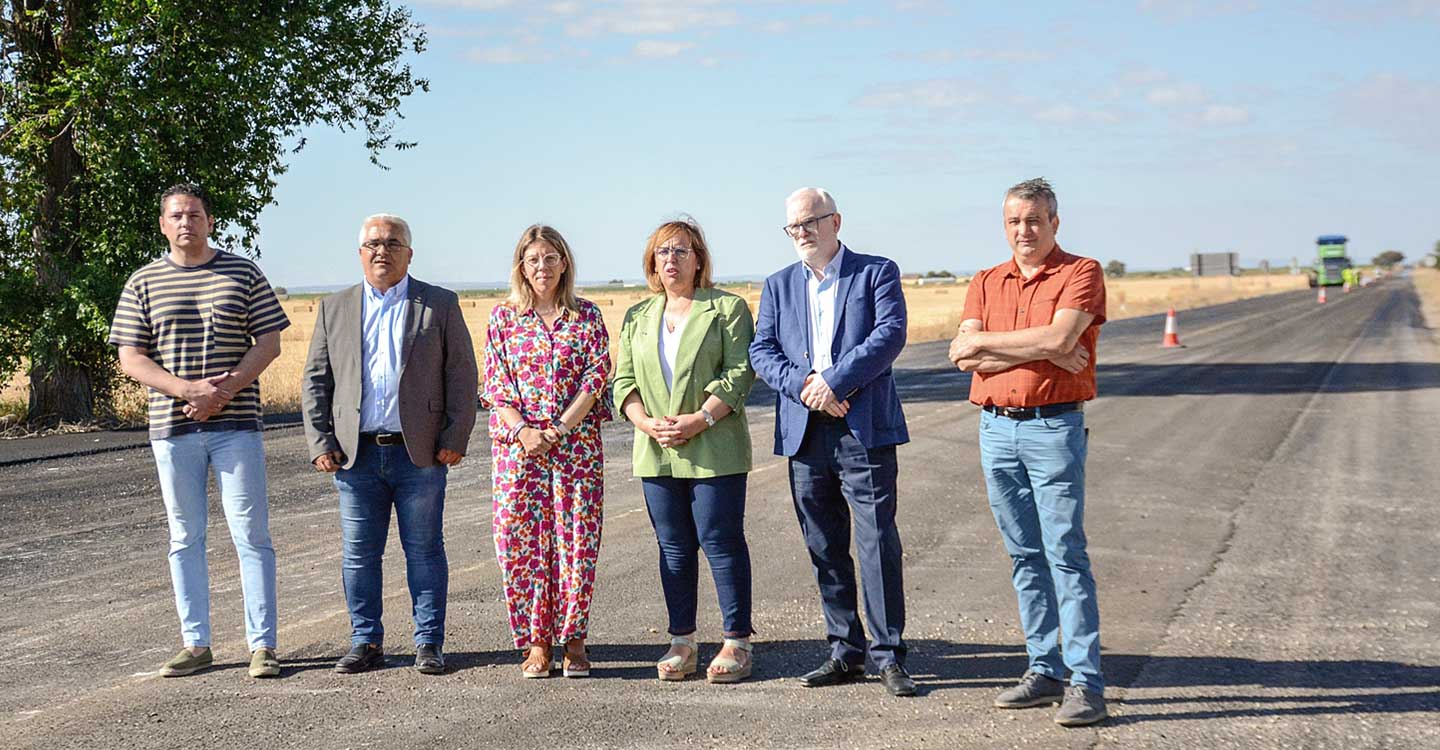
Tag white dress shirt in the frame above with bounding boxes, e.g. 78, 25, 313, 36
359, 275, 409, 433
806, 244, 846, 374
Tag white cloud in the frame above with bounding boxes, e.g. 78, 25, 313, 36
1338, 72, 1440, 152
564, 3, 742, 37
1146, 83, 1207, 106
632, 39, 697, 58
464, 44, 557, 64
414, 0, 518, 8
853, 79, 986, 111
1197, 104, 1252, 125
1034, 105, 1122, 125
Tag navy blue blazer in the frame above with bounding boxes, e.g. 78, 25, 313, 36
749, 244, 910, 456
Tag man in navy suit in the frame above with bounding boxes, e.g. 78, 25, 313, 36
750, 187, 915, 697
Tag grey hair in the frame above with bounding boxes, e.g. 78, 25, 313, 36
1004, 178, 1057, 219
359, 213, 413, 246
786, 187, 838, 214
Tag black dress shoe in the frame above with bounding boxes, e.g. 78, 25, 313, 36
415, 644, 445, 675
798, 658, 865, 687
334, 643, 384, 674
880, 664, 917, 696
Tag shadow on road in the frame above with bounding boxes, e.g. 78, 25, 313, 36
875, 360, 1440, 406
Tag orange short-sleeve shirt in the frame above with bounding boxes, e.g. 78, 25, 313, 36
960, 245, 1106, 408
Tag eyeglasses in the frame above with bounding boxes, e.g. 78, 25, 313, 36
361, 239, 409, 254
655, 246, 692, 260
782, 213, 835, 239
523, 253, 564, 269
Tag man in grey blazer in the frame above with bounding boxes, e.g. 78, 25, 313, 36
302, 213, 478, 675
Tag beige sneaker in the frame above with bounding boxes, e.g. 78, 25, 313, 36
248, 648, 281, 678
160, 647, 213, 677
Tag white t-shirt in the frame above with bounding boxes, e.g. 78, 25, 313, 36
659, 316, 687, 390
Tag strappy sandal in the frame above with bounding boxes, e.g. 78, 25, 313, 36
656, 634, 698, 681
706, 637, 753, 684
521, 643, 552, 679
562, 639, 591, 678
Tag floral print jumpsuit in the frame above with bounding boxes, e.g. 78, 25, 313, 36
481, 299, 612, 648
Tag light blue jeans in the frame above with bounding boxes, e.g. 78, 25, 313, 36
978, 409, 1103, 691
151, 429, 277, 651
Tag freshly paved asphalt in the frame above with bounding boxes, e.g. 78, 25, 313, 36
1, 280, 1436, 749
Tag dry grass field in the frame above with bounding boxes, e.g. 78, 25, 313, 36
2, 272, 1310, 424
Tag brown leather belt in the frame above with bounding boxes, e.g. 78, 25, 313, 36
359, 432, 405, 446
982, 402, 1082, 420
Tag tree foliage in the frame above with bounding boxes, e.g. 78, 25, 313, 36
1104, 259, 1126, 278
1372, 250, 1405, 268
1, 0, 426, 424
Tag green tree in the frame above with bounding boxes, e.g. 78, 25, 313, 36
1104, 259, 1126, 278
1372, 250, 1405, 268
1, 1, 426, 425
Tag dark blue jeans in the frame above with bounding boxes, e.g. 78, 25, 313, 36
334, 442, 449, 647
641, 473, 753, 638
788, 414, 907, 670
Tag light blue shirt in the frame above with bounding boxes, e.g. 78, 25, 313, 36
806, 244, 846, 374
359, 275, 409, 433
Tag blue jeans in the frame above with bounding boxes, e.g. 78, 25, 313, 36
150, 429, 277, 651
641, 474, 753, 638
334, 442, 449, 647
788, 415, 907, 670
978, 409, 1103, 690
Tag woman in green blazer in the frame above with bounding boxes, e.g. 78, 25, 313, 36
613, 219, 757, 683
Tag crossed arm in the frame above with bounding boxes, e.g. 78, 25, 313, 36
948, 308, 1095, 374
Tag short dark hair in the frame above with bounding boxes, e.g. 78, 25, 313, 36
159, 183, 213, 216
1004, 177, 1058, 219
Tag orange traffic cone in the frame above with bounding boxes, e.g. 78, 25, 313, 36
1317, 286, 1327, 304
1161, 306, 1183, 348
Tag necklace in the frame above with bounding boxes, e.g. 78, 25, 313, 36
663, 298, 691, 334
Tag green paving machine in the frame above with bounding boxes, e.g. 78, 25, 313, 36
1313, 235, 1352, 287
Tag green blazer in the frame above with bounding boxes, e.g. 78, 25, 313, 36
613, 287, 756, 478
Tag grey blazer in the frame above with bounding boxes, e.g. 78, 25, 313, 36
301, 277, 479, 470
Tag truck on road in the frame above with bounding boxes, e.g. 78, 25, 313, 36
1312, 235, 1352, 287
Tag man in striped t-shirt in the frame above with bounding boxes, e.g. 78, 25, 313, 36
109, 183, 290, 679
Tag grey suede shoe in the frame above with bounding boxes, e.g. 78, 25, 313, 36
1054, 685, 1108, 726
993, 669, 1065, 708
160, 647, 213, 677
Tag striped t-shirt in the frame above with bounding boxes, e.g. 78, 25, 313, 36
108, 251, 290, 438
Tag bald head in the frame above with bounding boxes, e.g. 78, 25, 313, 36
784, 187, 842, 269
785, 187, 838, 216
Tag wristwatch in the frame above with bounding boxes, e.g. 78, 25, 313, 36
699, 407, 716, 427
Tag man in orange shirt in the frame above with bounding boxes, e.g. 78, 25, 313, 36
949, 178, 1108, 726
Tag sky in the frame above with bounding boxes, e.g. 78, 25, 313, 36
254, 0, 1440, 289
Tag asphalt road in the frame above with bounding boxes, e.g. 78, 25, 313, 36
2, 280, 1437, 749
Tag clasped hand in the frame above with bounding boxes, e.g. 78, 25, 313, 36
181, 373, 234, 421
801, 372, 849, 417
646, 412, 707, 449
519, 426, 564, 457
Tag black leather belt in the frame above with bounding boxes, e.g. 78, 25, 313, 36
982, 402, 1082, 420
359, 432, 405, 446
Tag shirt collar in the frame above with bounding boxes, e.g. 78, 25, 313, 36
363, 275, 410, 304
808, 243, 846, 283
1004, 244, 1065, 279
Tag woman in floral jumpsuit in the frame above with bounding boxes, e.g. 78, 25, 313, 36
481, 224, 611, 678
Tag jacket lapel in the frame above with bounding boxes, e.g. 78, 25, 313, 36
830, 245, 855, 354
666, 289, 717, 415
398, 276, 426, 379
632, 294, 664, 401
790, 261, 813, 366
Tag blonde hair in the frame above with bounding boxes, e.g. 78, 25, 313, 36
642, 219, 714, 294
507, 224, 580, 314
